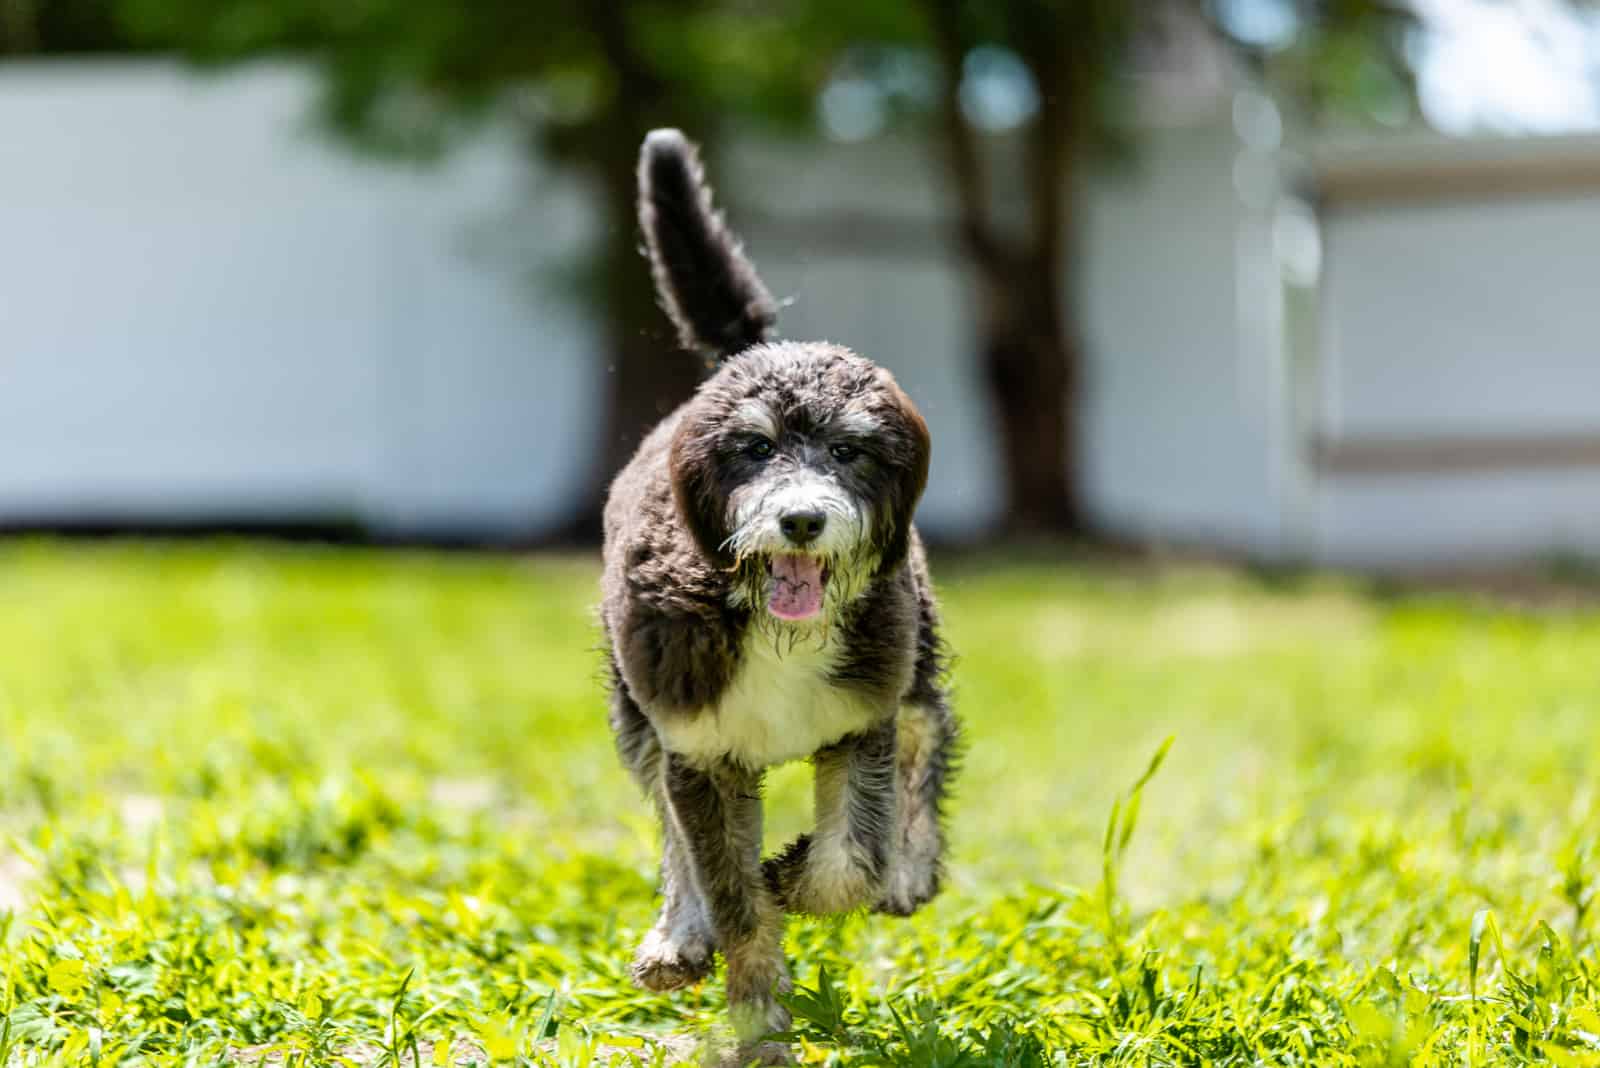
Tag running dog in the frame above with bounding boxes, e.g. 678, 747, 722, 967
601, 128, 959, 1043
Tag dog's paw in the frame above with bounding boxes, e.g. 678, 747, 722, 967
630, 926, 715, 992
726, 950, 792, 1044
872, 862, 941, 917
714, 1041, 795, 1067
728, 992, 792, 1047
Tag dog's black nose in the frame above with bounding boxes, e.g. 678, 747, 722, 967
780, 510, 827, 546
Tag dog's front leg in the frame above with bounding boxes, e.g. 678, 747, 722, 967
631, 811, 716, 991
876, 696, 958, 915
763, 715, 895, 916
662, 752, 791, 1044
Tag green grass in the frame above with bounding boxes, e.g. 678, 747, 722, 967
2, 539, 1600, 1066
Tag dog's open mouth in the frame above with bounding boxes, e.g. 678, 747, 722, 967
766, 554, 829, 621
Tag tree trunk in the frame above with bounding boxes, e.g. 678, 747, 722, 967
973, 253, 1083, 535
539, 142, 705, 544
923, 0, 1089, 540
544, 2, 708, 543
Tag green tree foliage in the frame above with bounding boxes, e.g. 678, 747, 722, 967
0, 0, 131, 53
114, 0, 820, 160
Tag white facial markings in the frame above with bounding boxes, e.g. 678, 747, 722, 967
835, 403, 882, 437
726, 469, 866, 566
731, 400, 780, 441
716, 395, 892, 624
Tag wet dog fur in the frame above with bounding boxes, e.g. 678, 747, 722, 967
601, 129, 960, 1044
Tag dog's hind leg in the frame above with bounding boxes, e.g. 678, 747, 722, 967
609, 677, 716, 990
662, 753, 791, 1044
763, 717, 896, 916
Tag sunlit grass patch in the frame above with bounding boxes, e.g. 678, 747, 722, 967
2, 540, 1600, 1065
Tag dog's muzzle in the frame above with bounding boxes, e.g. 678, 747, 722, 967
728, 471, 868, 622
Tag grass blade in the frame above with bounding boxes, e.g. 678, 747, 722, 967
1130, 736, 1176, 796
532, 990, 559, 1046
1470, 908, 1489, 1001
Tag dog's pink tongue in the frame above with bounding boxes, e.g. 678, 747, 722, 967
769, 554, 825, 620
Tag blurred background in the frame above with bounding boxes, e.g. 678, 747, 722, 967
4, 0, 1600, 569
8, 10, 1600, 1057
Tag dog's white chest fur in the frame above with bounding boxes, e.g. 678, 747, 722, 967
658, 631, 877, 768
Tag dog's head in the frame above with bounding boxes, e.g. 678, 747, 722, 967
670, 343, 930, 624
637, 128, 930, 624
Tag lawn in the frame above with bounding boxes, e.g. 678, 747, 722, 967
2, 540, 1599, 1066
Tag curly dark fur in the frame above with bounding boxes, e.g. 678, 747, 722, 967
601, 128, 960, 1045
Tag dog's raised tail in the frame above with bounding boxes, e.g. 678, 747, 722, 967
638, 128, 776, 361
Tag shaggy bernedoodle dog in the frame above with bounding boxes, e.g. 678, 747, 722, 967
602, 128, 960, 1043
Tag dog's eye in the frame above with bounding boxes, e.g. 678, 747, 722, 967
746, 438, 774, 460
830, 443, 861, 463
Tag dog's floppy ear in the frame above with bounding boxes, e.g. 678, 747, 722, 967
669, 413, 737, 569
877, 381, 932, 575
638, 128, 777, 361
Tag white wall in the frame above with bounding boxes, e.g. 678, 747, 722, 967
0, 61, 601, 536
1078, 120, 1285, 555
0, 59, 1254, 546
1315, 182, 1600, 565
